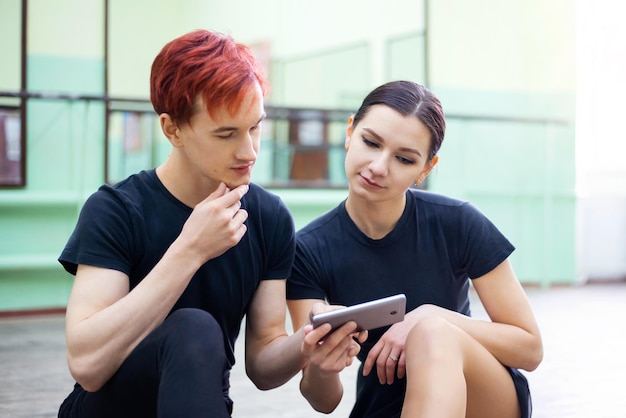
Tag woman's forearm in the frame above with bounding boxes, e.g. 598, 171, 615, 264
409, 304, 542, 371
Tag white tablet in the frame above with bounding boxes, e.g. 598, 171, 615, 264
311, 294, 406, 333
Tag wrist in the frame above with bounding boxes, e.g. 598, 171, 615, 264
165, 238, 204, 273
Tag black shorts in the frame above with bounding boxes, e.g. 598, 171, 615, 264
507, 367, 532, 418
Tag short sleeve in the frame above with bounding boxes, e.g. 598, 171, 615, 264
287, 232, 328, 300
58, 186, 136, 276
455, 202, 515, 279
263, 197, 296, 280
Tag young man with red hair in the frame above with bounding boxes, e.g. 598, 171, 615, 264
57, 29, 362, 417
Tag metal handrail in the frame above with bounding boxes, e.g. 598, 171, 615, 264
1, 89, 570, 189
0, 90, 568, 126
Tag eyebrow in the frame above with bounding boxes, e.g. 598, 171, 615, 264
363, 127, 423, 158
211, 114, 267, 134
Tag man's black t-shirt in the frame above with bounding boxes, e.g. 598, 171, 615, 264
60, 169, 295, 367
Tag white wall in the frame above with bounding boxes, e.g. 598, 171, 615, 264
576, 0, 626, 281
108, 0, 427, 98
429, 0, 575, 94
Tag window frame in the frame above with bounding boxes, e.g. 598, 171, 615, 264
0, 103, 25, 188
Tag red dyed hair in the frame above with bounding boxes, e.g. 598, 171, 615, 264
150, 29, 269, 125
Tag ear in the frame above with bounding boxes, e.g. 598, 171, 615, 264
160, 114, 182, 147
345, 115, 355, 150
415, 155, 439, 184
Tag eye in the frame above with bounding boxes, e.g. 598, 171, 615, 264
362, 137, 379, 148
396, 155, 416, 165
216, 130, 237, 139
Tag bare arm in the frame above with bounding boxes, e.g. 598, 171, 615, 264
465, 258, 543, 370
404, 259, 543, 371
363, 259, 543, 382
243, 280, 306, 390
285, 298, 365, 414
65, 183, 249, 392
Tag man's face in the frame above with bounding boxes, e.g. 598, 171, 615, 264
175, 83, 266, 190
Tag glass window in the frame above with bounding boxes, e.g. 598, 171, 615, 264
106, 109, 168, 185
0, 107, 23, 187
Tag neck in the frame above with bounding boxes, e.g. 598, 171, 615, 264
345, 192, 406, 240
156, 154, 219, 208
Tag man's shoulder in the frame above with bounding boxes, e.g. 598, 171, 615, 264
245, 183, 290, 213
92, 169, 157, 198
297, 204, 343, 240
247, 182, 279, 200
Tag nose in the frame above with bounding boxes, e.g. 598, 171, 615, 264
368, 154, 389, 177
236, 133, 258, 162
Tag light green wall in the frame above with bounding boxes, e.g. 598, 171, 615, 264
0, 0, 107, 310
107, 0, 217, 97
27, 0, 103, 58
0, 0, 21, 92
0, 0, 577, 312
0, 202, 75, 310
429, 106, 575, 284
423, 0, 576, 285
276, 43, 371, 109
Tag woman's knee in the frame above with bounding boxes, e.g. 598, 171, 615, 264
406, 315, 460, 361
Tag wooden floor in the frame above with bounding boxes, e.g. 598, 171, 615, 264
1, 282, 625, 418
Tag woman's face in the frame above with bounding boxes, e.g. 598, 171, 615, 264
344, 104, 437, 202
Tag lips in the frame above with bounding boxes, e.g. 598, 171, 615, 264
360, 174, 382, 189
233, 163, 254, 175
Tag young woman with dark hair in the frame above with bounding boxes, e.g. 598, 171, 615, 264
288, 80, 543, 418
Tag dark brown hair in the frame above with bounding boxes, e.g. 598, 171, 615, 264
352, 81, 445, 161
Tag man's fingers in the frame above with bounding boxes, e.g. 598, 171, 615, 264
204, 183, 249, 206
223, 184, 249, 205
208, 182, 229, 199
233, 207, 249, 223
305, 323, 332, 346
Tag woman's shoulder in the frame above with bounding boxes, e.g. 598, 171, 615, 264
408, 188, 468, 208
407, 189, 489, 226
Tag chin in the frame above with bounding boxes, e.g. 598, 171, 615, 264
224, 178, 251, 189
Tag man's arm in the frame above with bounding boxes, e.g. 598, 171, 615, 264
245, 281, 364, 414
243, 279, 307, 390
65, 183, 248, 392
65, 250, 202, 391
287, 298, 360, 413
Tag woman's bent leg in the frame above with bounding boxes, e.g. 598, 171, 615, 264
401, 316, 520, 418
